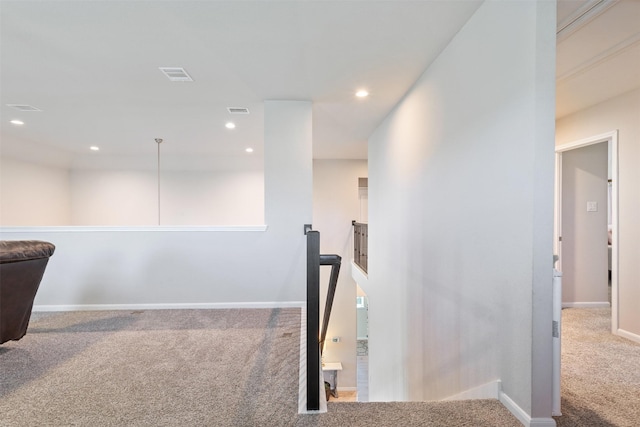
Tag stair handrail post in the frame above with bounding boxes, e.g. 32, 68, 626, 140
305, 228, 320, 411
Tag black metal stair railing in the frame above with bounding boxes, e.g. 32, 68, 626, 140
305, 225, 341, 411
306, 228, 320, 411
319, 254, 341, 355
352, 221, 368, 273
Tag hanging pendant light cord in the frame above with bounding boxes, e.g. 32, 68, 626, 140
157, 142, 160, 225
155, 138, 163, 226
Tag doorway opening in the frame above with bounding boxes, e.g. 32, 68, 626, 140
555, 130, 619, 333
356, 286, 369, 401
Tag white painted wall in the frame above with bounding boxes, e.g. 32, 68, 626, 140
313, 159, 367, 390
556, 88, 640, 339
69, 170, 157, 226
561, 143, 609, 304
69, 169, 264, 226
1, 135, 264, 226
161, 170, 264, 225
0, 157, 71, 225
1, 162, 264, 226
358, 186, 368, 223
0, 101, 312, 307
356, 299, 368, 339
367, 1, 555, 423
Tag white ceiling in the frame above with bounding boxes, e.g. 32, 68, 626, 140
1, 1, 639, 170
0, 0, 482, 168
557, 0, 640, 118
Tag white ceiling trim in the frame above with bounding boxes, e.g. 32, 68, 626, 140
557, 32, 640, 82
557, 0, 617, 42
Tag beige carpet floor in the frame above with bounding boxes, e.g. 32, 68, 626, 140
553, 308, 640, 427
2, 307, 637, 426
1, 308, 521, 427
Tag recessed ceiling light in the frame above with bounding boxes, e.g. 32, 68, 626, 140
356, 90, 369, 98
10, 119, 24, 125
90, 146, 100, 151
226, 122, 236, 129
245, 148, 254, 153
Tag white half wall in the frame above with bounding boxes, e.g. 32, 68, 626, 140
556, 88, 640, 339
0, 100, 312, 306
367, 1, 555, 423
313, 159, 368, 389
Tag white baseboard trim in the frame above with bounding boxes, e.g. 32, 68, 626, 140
33, 301, 305, 312
562, 302, 609, 308
442, 382, 556, 426
442, 380, 500, 400
616, 328, 640, 345
499, 391, 556, 427
336, 387, 357, 392
529, 418, 557, 427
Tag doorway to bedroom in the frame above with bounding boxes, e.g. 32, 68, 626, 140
555, 131, 619, 332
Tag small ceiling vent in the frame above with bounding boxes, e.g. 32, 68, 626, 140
7, 104, 41, 112
159, 67, 193, 82
227, 107, 250, 114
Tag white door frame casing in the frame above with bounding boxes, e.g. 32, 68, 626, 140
555, 130, 619, 333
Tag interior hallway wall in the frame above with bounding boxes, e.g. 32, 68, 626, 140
0, 157, 71, 226
367, 1, 556, 421
69, 169, 264, 226
556, 88, 640, 339
313, 159, 367, 390
0, 161, 264, 227
560, 143, 609, 305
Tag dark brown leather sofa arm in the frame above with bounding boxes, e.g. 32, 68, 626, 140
0, 240, 55, 344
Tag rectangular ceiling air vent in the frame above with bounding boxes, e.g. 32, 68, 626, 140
7, 104, 42, 112
227, 107, 250, 114
159, 67, 193, 82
